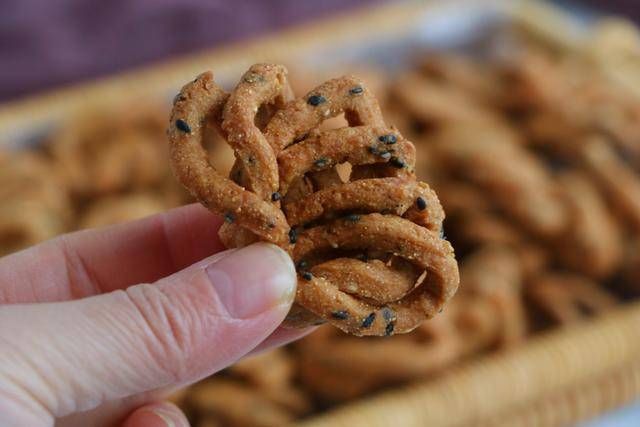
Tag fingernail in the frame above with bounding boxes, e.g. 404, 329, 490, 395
133, 402, 188, 427
206, 243, 296, 318
149, 406, 177, 427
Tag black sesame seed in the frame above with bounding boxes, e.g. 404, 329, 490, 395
382, 307, 395, 322
247, 156, 256, 164
378, 134, 397, 144
307, 95, 326, 106
385, 322, 395, 336
390, 157, 406, 168
349, 86, 364, 95
243, 73, 264, 83
331, 310, 349, 320
173, 93, 186, 105
361, 312, 376, 328
416, 196, 427, 211
368, 146, 378, 154
379, 151, 392, 160
345, 214, 361, 222
224, 213, 235, 223
296, 260, 308, 270
288, 228, 298, 244
354, 253, 368, 261
266, 222, 276, 229
271, 192, 281, 202
314, 158, 328, 168
302, 271, 313, 281
175, 119, 191, 133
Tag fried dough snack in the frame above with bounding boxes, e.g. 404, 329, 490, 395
51, 107, 169, 197
0, 151, 70, 255
430, 123, 567, 239
297, 313, 461, 402
78, 193, 167, 229
0, 201, 65, 256
168, 64, 459, 336
186, 379, 296, 427
458, 246, 527, 347
500, 51, 640, 162
391, 71, 500, 128
525, 273, 617, 327
297, 245, 525, 402
556, 171, 621, 278
229, 349, 310, 414
580, 136, 640, 231
182, 348, 309, 427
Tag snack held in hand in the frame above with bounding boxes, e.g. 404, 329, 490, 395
168, 64, 459, 336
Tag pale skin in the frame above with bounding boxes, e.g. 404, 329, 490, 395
0, 203, 311, 427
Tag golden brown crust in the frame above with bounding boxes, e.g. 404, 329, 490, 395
556, 172, 622, 278
526, 273, 617, 326
431, 123, 567, 239
168, 70, 290, 247
294, 214, 458, 335
78, 193, 167, 229
50, 107, 168, 197
168, 65, 459, 336
581, 136, 640, 231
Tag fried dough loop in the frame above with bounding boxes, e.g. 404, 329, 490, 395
168, 64, 459, 336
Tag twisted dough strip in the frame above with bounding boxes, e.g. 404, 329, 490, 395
296, 317, 461, 402
556, 171, 621, 279
430, 123, 567, 239
168, 64, 459, 336
168, 67, 291, 247
526, 273, 617, 327
272, 73, 457, 335
296, 246, 524, 402
581, 135, 640, 232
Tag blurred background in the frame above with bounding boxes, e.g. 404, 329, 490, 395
0, 0, 636, 102
2, 1, 640, 426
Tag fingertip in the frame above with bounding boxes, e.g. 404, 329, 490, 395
122, 401, 189, 427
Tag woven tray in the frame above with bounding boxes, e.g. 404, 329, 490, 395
1, 1, 639, 425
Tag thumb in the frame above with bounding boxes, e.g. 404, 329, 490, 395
0, 243, 296, 424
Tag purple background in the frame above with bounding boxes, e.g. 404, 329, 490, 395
0, 0, 634, 102
0, 0, 381, 102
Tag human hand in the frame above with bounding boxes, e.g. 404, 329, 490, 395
0, 204, 307, 427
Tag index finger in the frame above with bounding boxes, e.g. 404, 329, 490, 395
0, 203, 225, 304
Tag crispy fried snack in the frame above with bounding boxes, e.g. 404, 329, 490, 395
185, 379, 297, 427
391, 71, 500, 128
430, 123, 567, 239
0, 201, 65, 256
78, 193, 167, 229
581, 136, 640, 231
168, 64, 459, 336
229, 349, 310, 414
297, 314, 461, 402
525, 273, 617, 327
297, 246, 525, 402
0, 152, 70, 255
51, 107, 169, 198
556, 171, 621, 278
501, 51, 640, 163
456, 246, 527, 348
